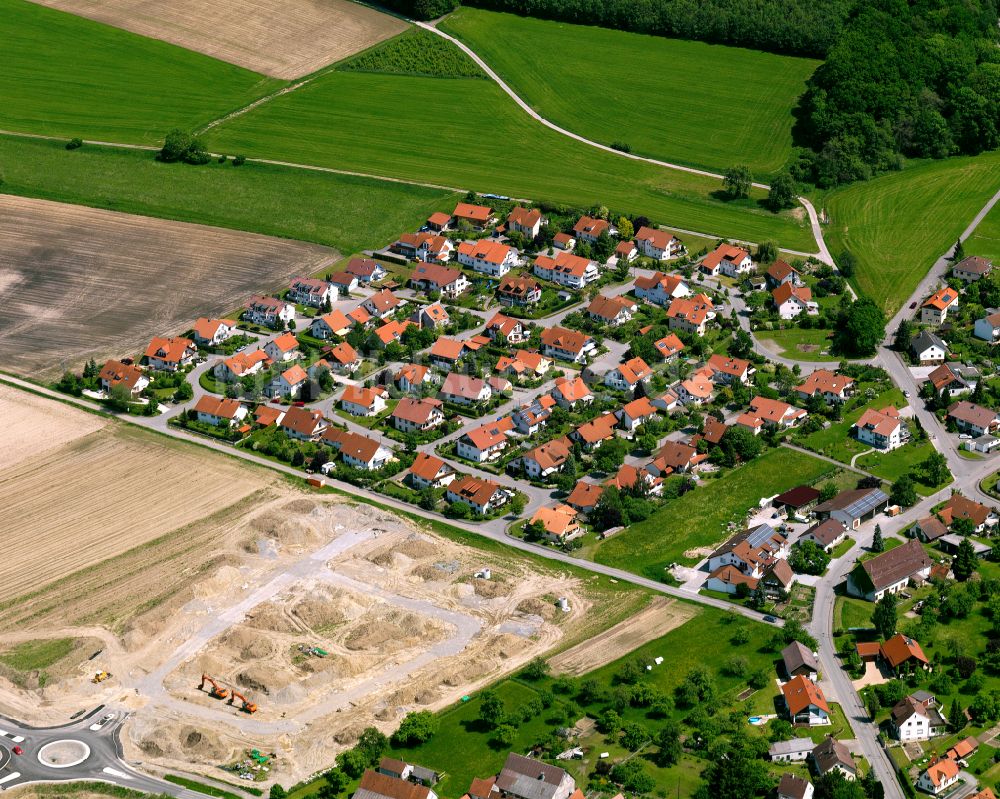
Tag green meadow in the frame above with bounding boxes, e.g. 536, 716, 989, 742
210, 67, 816, 249
822, 151, 1000, 315
965, 196, 1000, 264
441, 8, 819, 175
0, 0, 282, 143
0, 136, 459, 254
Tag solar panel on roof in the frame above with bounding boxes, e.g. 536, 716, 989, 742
746, 524, 775, 547
842, 489, 888, 518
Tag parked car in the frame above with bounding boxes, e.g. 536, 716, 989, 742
763, 615, 778, 623
910, 302, 917, 309
12, 746, 23, 756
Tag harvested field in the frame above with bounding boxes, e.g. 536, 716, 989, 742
0, 196, 339, 378
0, 383, 105, 470
0, 421, 272, 603
27, 0, 408, 79
548, 597, 698, 676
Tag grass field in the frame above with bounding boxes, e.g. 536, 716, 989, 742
0, 638, 76, 671
822, 151, 1000, 315
210, 67, 817, 250
757, 327, 838, 361
593, 447, 843, 577
440, 8, 819, 175
966, 197, 1000, 264
1, 0, 282, 143
0, 137, 457, 255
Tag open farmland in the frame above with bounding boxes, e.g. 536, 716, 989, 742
0, 409, 272, 604
593, 447, 843, 577
441, 8, 819, 175
0, 195, 341, 377
209, 48, 817, 250
1, 0, 282, 143
0, 137, 459, 255
822, 151, 1000, 315
966, 195, 1000, 264
27, 0, 407, 79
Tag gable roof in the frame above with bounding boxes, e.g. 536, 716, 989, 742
355, 770, 431, 799
852, 539, 931, 594
430, 338, 466, 361
280, 406, 324, 436
772, 282, 813, 305
939, 493, 994, 527
409, 452, 450, 481
782, 641, 819, 676
922, 287, 959, 310
767, 259, 800, 282
881, 633, 929, 668
392, 397, 443, 424
666, 294, 714, 325
812, 737, 856, 775
814, 487, 889, 518
192, 317, 235, 340
497, 754, 568, 799
653, 333, 685, 359
145, 336, 194, 363
911, 330, 948, 355
702, 243, 749, 269
541, 326, 592, 354
783, 674, 829, 715
923, 758, 959, 787
508, 206, 542, 228
587, 294, 634, 321
948, 400, 998, 429
449, 474, 504, 506
796, 369, 854, 397
566, 481, 604, 511
853, 406, 901, 437
193, 395, 242, 420
453, 202, 493, 222
954, 255, 992, 274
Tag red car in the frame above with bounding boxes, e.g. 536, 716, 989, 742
293, 401, 306, 407
12, 746, 23, 755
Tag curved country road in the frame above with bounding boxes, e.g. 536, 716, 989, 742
415, 20, 834, 265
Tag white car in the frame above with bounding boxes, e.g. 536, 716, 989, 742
903, 390, 910, 398
959, 434, 972, 440
89, 713, 115, 731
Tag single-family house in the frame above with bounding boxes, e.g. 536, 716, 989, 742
921, 287, 960, 325
452, 202, 495, 229
926, 362, 977, 396
948, 400, 1000, 437
264, 332, 301, 363
192, 317, 236, 347
340, 385, 389, 417
953, 255, 992, 282
571, 413, 618, 451
701, 243, 753, 277
604, 357, 653, 392
497, 275, 542, 307
267, 364, 309, 398
326, 430, 394, 471
428, 337, 466, 368
362, 289, 403, 320
391, 398, 445, 433
810, 737, 856, 780
795, 369, 855, 403
565, 481, 605, 515
851, 406, 905, 451
529, 505, 582, 543
439, 373, 491, 405
457, 240, 518, 277
279, 406, 327, 441
782, 641, 819, 681
938, 493, 999, 533
394, 363, 432, 393
552, 232, 575, 251
329, 272, 359, 297
215, 349, 269, 382
540, 327, 595, 363
974, 310, 1000, 343
244, 295, 295, 328
911, 330, 949, 364
495, 753, 575, 799
511, 394, 556, 435
485, 313, 527, 344
414, 302, 450, 330
311, 310, 353, 339
766, 260, 802, 289
633, 272, 690, 305
615, 240, 638, 262
769, 739, 816, 764
376, 757, 440, 787
456, 418, 514, 462
847, 539, 932, 601
617, 396, 658, 432
410, 263, 470, 298
634, 226, 683, 260
522, 437, 572, 479
193, 395, 248, 427
916, 759, 960, 796
446, 475, 510, 516
653, 333, 685, 361
288, 276, 334, 307
707, 354, 753, 385
426, 211, 451, 232
572, 215, 611, 244
587, 294, 637, 326
374, 319, 414, 346
676, 369, 715, 405
666, 294, 714, 336
782, 675, 830, 726
773, 282, 818, 319
891, 693, 947, 741
706, 523, 789, 579
777, 775, 813, 799
799, 519, 848, 552
408, 452, 455, 489
391, 232, 453, 262
99, 360, 149, 396
533, 252, 599, 289
497, 350, 551, 380
145, 336, 196, 372
345, 258, 387, 284
551, 375, 593, 409
254, 405, 284, 428
506, 206, 543, 238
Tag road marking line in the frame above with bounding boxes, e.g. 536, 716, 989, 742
103, 767, 130, 779
0, 773, 21, 786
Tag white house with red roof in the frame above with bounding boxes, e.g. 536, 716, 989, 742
268, 364, 309, 398
194, 395, 248, 427
633, 271, 690, 305
340, 385, 389, 417
439, 373, 492, 405
145, 336, 196, 372
192, 318, 236, 347
456, 419, 514, 462
534, 252, 599, 289
446, 475, 511, 515
263, 332, 301, 363
457, 240, 518, 277
707, 354, 754, 385
921, 287, 960, 325
244, 295, 295, 328
408, 452, 456, 489
279, 406, 327, 441
851, 406, 904, 451
485, 313, 528, 344
572, 215, 612, 243
701, 244, 753, 277
311, 310, 352, 339
99, 360, 149, 396
773, 282, 818, 319
587, 294, 637, 326
506, 206, 543, 238
666, 294, 714, 336
214, 349, 269, 382
288, 276, 334, 307
634, 226, 683, 260
604, 357, 653, 391
916, 759, 960, 795
540, 327, 595, 363
452, 202, 495, 229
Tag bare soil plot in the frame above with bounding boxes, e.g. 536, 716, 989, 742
0, 422, 273, 603
0, 383, 105, 470
0, 196, 339, 379
548, 596, 698, 676
26, 0, 408, 79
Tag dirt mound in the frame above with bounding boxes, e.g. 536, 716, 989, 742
473, 578, 512, 598
245, 602, 295, 633
344, 609, 440, 651
222, 628, 275, 660
409, 562, 454, 581
281, 499, 319, 515
237, 668, 279, 695
134, 719, 232, 762
516, 598, 557, 619
293, 589, 368, 629
395, 535, 438, 560
249, 511, 322, 548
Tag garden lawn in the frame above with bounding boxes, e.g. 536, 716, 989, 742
965, 195, 1000, 264
441, 8, 819, 176
836, 595, 871, 631
795, 387, 905, 463
855, 441, 949, 495
757, 327, 838, 361
1, 0, 282, 143
822, 151, 1000, 316
210, 68, 816, 250
593, 447, 843, 576
0, 136, 459, 255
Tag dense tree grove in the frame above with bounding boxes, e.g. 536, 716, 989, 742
794, 0, 1000, 186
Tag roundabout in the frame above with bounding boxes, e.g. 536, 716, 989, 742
37, 739, 90, 769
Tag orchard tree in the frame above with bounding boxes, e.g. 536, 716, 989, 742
767, 172, 797, 211
724, 165, 753, 198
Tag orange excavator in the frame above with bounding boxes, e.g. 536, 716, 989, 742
229, 691, 258, 714
199, 674, 229, 700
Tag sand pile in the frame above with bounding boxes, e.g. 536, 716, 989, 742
344, 608, 445, 652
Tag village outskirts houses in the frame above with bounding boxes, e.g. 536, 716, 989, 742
268, 364, 309, 399
345, 257, 387, 284
572, 215, 612, 244
847, 538, 932, 600
666, 294, 714, 336
948, 400, 1000, 437
497, 275, 542, 307
604, 357, 653, 392
707, 353, 754, 385
633, 272, 690, 305
953, 255, 993, 282
145, 336, 196, 372
452, 202, 495, 230
494, 753, 576, 799
916, 758, 961, 795
328, 271, 359, 297
445, 475, 511, 516
506, 206, 544, 239
921, 286, 960, 325
279, 405, 327, 441
214, 349, 270, 382
244, 295, 295, 328
192, 317, 236, 347
409, 263, 470, 299
587, 294, 637, 326
766, 260, 802, 289
99, 359, 149, 397
777, 774, 814, 799
288, 276, 334, 307
633, 226, 684, 260
700, 243, 753, 278
533, 251, 599, 289
910, 330, 949, 364
457, 239, 519, 277
782, 675, 830, 726
407, 452, 455, 490
974, 310, 1000, 343
528, 504, 581, 544
340, 385, 389, 417
390, 397, 445, 434
851, 406, 905, 450
773, 282, 818, 319
795, 369, 855, 403
540, 327, 595, 363
193, 395, 248, 428
456, 418, 514, 463
311, 310, 353, 339
263, 332, 301, 363
890, 692, 948, 741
